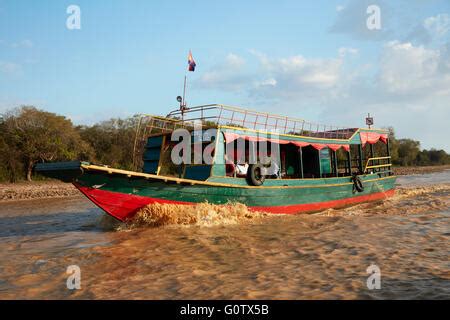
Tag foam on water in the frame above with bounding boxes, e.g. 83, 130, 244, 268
318, 183, 450, 217
124, 202, 268, 228
111, 183, 450, 229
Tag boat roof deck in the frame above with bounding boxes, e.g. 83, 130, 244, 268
137, 104, 379, 140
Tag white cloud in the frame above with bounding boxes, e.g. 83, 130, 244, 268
198, 43, 450, 102
273, 55, 342, 88
196, 53, 252, 91
338, 47, 359, 57
256, 78, 277, 87
225, 53, 245, 68
0, 61, 22, 75
330, 0, 450, 45
11, 39, 33, 48
336, 5, 345, 12
195, 42, 450, 151
324, 41, 450, 151
330, 0, 391, 41
378, 41, 450, 96
406, 13, 450, 45
423, 14, 450, 38
197, 50, 347, 104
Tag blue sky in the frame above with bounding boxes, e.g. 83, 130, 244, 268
1, 0, 450, 150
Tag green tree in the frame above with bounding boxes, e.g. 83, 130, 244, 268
0, 132, 24, 182
386, 127, 399, 164
416, 149, 450, 166
77, 116, 139, 170
2, 106, 93, 181
396, 139, 421, 166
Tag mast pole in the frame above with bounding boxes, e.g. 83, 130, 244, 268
182, 74, 187, 108
180, 73, 187, 121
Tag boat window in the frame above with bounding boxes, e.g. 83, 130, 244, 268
335, 148, 351, 176
158, 130, 216, 179
158, 139, 182, 177
225, 139, 281, 178
363, 140, 390, 174
350, 144, 362, 174
301, 146, 320, 178
225, 140, 257, 177
363, 140, 388, 160
279, 144, 301, 178
372, 140, 389, 157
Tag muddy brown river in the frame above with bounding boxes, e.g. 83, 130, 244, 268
0, 171, 449, 299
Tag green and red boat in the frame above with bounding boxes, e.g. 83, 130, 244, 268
36, 104, 396, 221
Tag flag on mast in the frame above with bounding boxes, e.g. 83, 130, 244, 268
187, 50, 196, 72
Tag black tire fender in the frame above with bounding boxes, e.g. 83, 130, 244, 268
352, 174, 364, 193
247, 163, 266, 186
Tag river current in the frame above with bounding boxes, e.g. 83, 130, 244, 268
0, 171, 449, 299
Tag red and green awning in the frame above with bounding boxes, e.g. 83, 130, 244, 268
223, 132, 350, 152
223, 131, 389, 151
359, 132, 388, 146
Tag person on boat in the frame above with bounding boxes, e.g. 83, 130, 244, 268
224, 147, 251, 177
259, 154, 281, 178
235, 163, 249, 176
266, 156, 281, 178
224, 153, 235, 176
234, 148, 249, 176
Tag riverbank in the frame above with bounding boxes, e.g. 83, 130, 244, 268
0, 164, 449, 202
392, 165, 450, 176
0, 181, 79, 202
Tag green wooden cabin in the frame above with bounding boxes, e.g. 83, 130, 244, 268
136, 104, 393, 187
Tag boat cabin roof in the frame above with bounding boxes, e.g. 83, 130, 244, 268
135, 104, 392, 180
135, 104, 389, 147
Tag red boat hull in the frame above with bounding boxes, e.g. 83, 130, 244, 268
74, 183, 395, 222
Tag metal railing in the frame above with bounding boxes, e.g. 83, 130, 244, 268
165, 104, 357, 139
132, 104, 360, 170
364, 156, 392, 174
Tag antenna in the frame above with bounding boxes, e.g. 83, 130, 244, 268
176, 94, 188, 121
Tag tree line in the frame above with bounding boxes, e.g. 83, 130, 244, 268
0, 106, 138, 182
387, 127, 450, 167
0, 106, 449, 182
